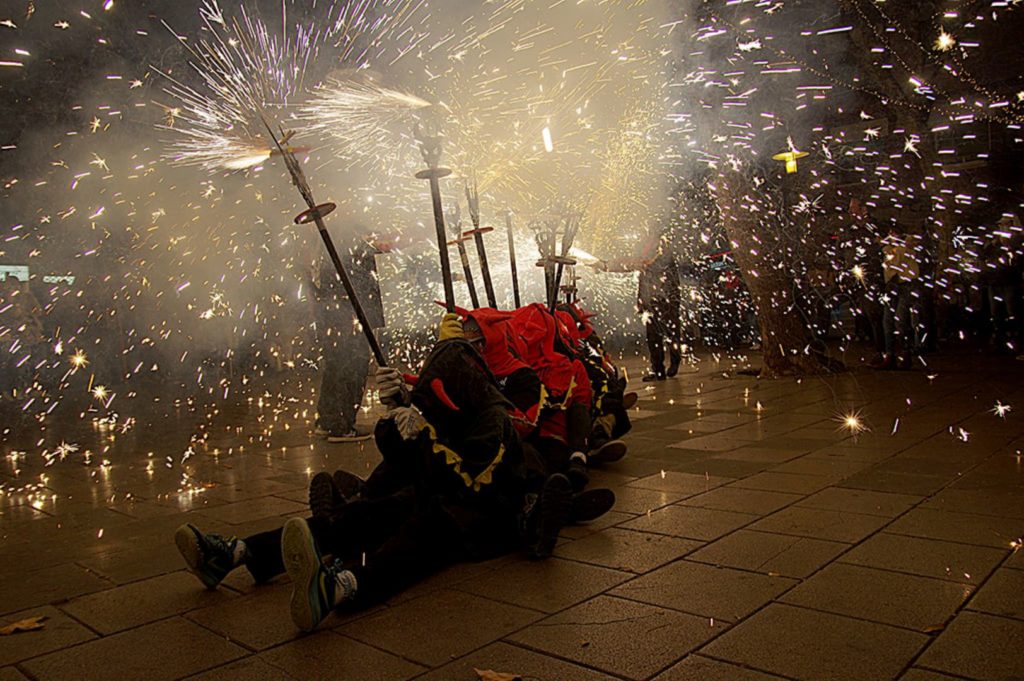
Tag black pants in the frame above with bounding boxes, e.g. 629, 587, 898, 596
314, 313, 371, 434
242, 490, 483, 606
644, 300, 682, 374
242, 490, 418, 584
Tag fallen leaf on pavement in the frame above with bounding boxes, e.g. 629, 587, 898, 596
0, 616, 48, 635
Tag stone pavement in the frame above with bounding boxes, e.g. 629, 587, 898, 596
2, 351, 1024, 680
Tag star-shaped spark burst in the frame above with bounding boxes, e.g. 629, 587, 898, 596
834, 409, 868, 436
70, 350, 88, 370
935, 30, 956, 52
991, 401, 1012, 419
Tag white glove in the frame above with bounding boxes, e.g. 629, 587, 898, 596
376, 366, 409, 407
391, 406, 425, 441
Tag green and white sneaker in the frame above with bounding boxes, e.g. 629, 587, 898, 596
174, 523, 245, 589
281, 517, 357, 631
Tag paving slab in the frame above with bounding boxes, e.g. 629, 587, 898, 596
711, 447, 806, 464
20, 617, 246, 681
556, 527, 702, 574
0, 668, 29, 681
779, 563, 973, 632
76, 539, 186, 584
964, 568, 1024, 619
60, 571, 236, 634
258, 631, 426, 680
916, 611, 1024, 680
454, 557, 631, 614
768, 456, 870, 478
610, 559, 797, 622
672, 458, 768, 478
415, 641, 619, 681
688, 529, 848, 578
839, 470, 953, 496
921, 488, 1024, 519
183, 657, 293, 681
667, 436, 759, 452
728, 471, 834, 495
338, 589, 539, 667
620, 504, 758, 541
701, 603, 929, 681
508, 595, 725, 680
0, 605, 96, 666
193, 496, 307, 525
0, 562, 111, 617
652, 654, 788, 680
607, 486, 690, 514
897, 669, 964, 681
885, 508, 1024, 549
840, 533, 1006, 585
749, 506, 890, 543
185, 582, 319, 651
680, 487, 802, 515
795, 487, 923, 517
560, 510, 636, 540
626, 471, 732, 495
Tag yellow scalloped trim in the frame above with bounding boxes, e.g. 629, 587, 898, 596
422, 421, 505, 492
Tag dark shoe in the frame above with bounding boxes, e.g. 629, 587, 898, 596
641, 372, 666, 382
589, 439, 627, 465
530, 473, 573, 559
309, 472, 345, 520
332, 469, 367, 500
666, 361, 680, 378
326, 429, 371, 443
566, 454, 589, 492
622, 392, 638, 409
174, 523, 243, 589
281, 517, 354, 631
569, 488, 615, 523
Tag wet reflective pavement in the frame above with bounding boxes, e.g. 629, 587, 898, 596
2, 351, 1023, 680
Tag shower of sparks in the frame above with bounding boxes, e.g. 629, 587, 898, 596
297, 79, 431, 166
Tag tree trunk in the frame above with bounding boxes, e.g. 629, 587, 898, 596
714, 168, 832, 378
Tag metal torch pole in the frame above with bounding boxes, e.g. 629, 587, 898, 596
413, 125, 456, 313
506, 211, 521, 308
465, 176, 497, 307
261, 118, 387, 366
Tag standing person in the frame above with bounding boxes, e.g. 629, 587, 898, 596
980, 214, 1023, 353
594, 238, 693, 381
310, 229, 385, 442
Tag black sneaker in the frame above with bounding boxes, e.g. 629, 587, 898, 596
333, 469, 368, 500
589, 439, 627, 464
308, 472, 345, 520
174, 523, 243, 589
569, 488, 616, 523
529, 473, 573, 559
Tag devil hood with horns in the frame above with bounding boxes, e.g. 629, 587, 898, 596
409, 339, 517, 476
